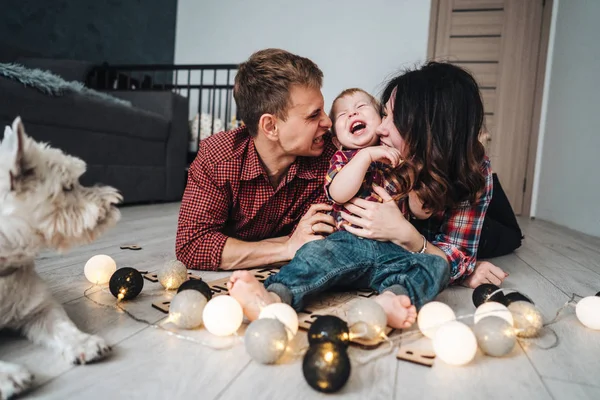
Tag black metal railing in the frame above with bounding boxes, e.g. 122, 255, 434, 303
86, 63, 240, 154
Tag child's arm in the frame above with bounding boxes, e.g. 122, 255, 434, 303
408, 190, 433, 219
328, 146, 402, 204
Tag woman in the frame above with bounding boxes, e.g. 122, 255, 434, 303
342, 62, 518, 289
229, 62, 512, 328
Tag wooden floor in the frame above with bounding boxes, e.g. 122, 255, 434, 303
2, 202, 600, 400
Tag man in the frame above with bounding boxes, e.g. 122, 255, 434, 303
176, 48, 337, 271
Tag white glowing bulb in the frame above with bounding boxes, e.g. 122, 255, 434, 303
202, 295, 244, 336
417, 301, 456, 339
433, 321, 478, 366
474, 301, 514, 326
258, 303, 299, 340
576, 296, 600, 330
84, 255, 116, 284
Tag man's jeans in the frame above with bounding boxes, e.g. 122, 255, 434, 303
264, 231, 450, 311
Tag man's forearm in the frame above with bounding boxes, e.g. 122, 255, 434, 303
220, 236, 291, 270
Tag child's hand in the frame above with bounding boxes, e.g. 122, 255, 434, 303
364, 146, 402, 167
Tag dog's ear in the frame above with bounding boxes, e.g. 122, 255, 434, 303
2, 117, 25, 176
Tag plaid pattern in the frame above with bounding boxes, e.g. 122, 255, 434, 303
324, 149, 407, 230
175, 126, 337, 270
412, 157, 494, 283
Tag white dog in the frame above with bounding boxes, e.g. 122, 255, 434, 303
0, 117, 122, 399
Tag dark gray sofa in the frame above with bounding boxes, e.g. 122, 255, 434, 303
0, 55, 189, 204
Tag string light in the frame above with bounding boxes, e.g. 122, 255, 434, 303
84, 255, 116, 285
177, 279, 213, 300
432, 321, 478, 366
417, 301, 456, 339
108, 267, 144, 301
504, 291, 534, 306
244, 318, 289, 364
258, 303, 299, 340
474, 301, 514, 326
83, 265, 599, 378
202, 295, 244, 337
473, 316, 516, 357
168, 290, 208, 329
158, 260, 188, 290
507, 301, 544, 337
302, 341, 351, 393
575, 295, 600, 330
472, 284, 506, 307
347, 299, 387, 341
307, 315, 350, 348
83, 286, 241, 351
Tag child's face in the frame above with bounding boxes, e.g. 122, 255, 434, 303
332, 92, 381, 150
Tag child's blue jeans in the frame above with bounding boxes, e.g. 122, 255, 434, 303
264, 231, 450, 311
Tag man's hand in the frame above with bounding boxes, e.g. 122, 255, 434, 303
285, 204, 335, 259
462, 261, 509, 288
364, 145, 402, 167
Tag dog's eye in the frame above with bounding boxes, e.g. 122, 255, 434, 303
22, 168, 35, 177
63, 184, 74, 192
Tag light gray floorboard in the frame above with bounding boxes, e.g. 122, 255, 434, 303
544, 378, 600, 400
2, 205, 599, 399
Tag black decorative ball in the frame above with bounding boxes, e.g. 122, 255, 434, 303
109, 267, 144, 301
177, 279, 212, 300
303, 342, 351, 393
504, 291, 534, 306
308, 315, 350, 348
596, 291, 600, 297
472, 284, 506, 307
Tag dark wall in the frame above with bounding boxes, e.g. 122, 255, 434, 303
1, 0, 178, 64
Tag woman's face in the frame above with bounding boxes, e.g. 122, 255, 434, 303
376, 96, 407, 156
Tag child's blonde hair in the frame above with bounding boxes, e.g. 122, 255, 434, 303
329, 88, 381, 136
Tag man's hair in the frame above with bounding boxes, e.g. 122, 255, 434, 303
234, 48, 324, 136
328, 88, 381, 136
381, 61, 487, 213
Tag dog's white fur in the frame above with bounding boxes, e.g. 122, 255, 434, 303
0, 117, 121, 399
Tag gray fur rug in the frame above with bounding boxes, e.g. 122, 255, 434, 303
0, 63, 131, 107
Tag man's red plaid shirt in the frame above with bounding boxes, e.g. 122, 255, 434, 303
175, 126, 337, 271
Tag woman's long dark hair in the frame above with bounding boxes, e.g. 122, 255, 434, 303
383, 61, 487, 213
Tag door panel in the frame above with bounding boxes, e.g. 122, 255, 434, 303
428, 0, 545, 215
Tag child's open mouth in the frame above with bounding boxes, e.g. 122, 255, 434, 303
350, 121, 367, 135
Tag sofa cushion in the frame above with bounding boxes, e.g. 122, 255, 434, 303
0, 76, 169, 142
11, 121, 167, 167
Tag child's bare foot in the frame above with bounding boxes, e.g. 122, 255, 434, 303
227, 271, 279, 320
374, 291, 417, 329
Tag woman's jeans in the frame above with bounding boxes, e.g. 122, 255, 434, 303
264, 231, 450, 312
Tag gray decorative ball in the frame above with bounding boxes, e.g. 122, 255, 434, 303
347, 299, 387, 340
244, 318, 289, 364
473, 316, 516, 357
158, 260, 188, 290
169, 290, 208, 329
508, 301, 544, 338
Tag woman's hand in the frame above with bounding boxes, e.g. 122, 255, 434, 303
341, 185, 420, 248
462, 261, 509, 288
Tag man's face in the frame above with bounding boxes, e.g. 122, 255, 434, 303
276, 85, 332, 157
